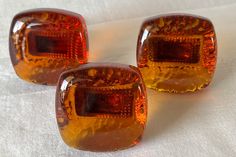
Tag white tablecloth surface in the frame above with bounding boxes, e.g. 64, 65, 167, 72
1, 1, 236, 157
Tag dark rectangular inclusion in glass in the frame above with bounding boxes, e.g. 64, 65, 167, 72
35, 36, 69, 54
75, 88, 133, 117
28, 32, 70, 56
149, 36, 201, 63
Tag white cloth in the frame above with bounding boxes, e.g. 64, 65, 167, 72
0, 0, 236, 157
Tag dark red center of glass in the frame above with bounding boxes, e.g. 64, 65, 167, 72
149, 36, 201, 63
35, 35, 69, 54
75, 89, 133, 117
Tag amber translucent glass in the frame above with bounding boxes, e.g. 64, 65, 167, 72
56, 63, 147, 151
137, 14, 217, 93
9, 9, 88, 85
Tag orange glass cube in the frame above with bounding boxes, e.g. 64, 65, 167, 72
56, 63, 147, 151
9, 9, 88, 85
137, 14, 217, 93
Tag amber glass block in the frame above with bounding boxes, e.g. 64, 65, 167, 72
137, 14, 217, 93
9, 9, 88, 85
56, 63, 147, 151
